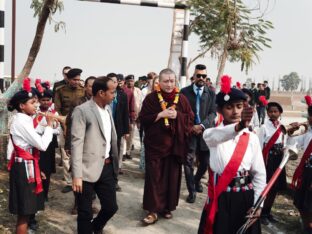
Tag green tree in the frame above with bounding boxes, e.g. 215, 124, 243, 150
0, 0, 64, 161
188, 0, 273, 87
280, 72, 301, 91
0, 0, 64, 103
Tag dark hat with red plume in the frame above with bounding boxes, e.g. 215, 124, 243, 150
236, 81, 241, 89
7, 77, 37, 111
216, 75, 247, 107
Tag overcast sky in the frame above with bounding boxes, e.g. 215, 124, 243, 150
4, 0, 312, 88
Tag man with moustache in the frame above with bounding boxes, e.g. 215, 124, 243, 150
65, 76, 97, 215
71, 77, 118, 234
180, 64, 217, 203
54, 68, 84, 194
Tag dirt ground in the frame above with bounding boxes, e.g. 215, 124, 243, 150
0, 131, 304, 234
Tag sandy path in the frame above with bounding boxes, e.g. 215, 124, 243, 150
0, 128, 303, 234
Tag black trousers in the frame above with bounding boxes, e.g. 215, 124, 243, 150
184, 148, 209, 194
76, 163, 118, 234
42, 174, 51, 200
198, 190, 261, 234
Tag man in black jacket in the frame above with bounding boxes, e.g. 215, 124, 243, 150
107, 73, 129, 188
256, 83, 267, 125
180, 64, 217, 203
264, 80, 271, 100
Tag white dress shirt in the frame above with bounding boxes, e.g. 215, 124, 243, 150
257, 119, 285, 149
193, 84, 204, 96
141, 85, 149, 101
96, 104, 112, 158
287, 127, 312, 153
10, 113, 53, 152
133, 87, 143, 117
203, 123, 267, 204
250, 109, 260, 130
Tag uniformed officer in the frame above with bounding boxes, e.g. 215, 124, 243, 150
52, 66, 71, 101
54, 68, 84, 116
54, 68, 84, 195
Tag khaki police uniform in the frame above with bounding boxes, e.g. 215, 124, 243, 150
54, 83, 84, 186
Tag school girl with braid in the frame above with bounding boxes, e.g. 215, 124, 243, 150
7, 78, 53, 234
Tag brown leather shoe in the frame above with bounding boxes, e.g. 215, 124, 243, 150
160, 211, 173, 219
142, 212, 158, 225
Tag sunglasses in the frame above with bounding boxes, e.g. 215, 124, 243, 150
196, 74, 207, 79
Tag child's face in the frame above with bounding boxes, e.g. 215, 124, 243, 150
39, 97, 51, 110
267, 106, 281, 120
20, 98, 37, 116
220, 101, 244, 124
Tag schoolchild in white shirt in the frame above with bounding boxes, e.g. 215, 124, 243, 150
257, 102, 285, 225
7, 78, 53, 234
198, 75, 266, 234
288, 103, 312, 234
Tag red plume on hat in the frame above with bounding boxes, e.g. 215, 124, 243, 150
304, 95, 312, 106
236, 81, 241, 89
259, 95, 268, 106
35, 79, 44, 94
220, 75, 232, 94
220, 75, 232, 101
23, 77, 32, 94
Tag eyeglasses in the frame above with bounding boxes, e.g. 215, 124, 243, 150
196, 74, 207, 79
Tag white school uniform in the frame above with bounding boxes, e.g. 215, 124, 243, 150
203, 123, 266, 203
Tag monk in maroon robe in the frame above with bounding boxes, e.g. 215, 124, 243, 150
139, 68, 194, 225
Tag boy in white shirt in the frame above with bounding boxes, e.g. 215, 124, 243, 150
198, 75, 266, 234
257, 102, 285, 225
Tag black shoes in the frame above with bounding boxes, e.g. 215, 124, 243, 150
186, 193, 196, 203
61, 185, 72, 193
116, 183, 122, 192
28, 217, 38, 231
261, 215, 278, 225
195, 183, 203, 193
125, 154, 132, 160
260, 217, 269, 225
93, 228, 104, 234
267, 214, 278, 223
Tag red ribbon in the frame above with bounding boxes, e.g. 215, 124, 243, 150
204, 132, 250, 234
262, 126, 282, 165
8, 142, 43, 194
291, 139, 312, 189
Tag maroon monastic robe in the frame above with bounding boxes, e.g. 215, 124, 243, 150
140, 91, 194, 213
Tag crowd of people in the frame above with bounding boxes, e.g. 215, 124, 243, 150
5, 65, 312, 234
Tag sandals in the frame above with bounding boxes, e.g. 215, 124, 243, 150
160, 211, 173, 219
142, 212, 158, 225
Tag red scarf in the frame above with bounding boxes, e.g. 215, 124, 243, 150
204, 132, 250, 234
291, 138, 312, 189
262, 126, 282, 165
8, 143, 43, 194
161, 89, 176, 103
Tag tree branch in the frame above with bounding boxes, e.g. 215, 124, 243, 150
187, 45, 214, 69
